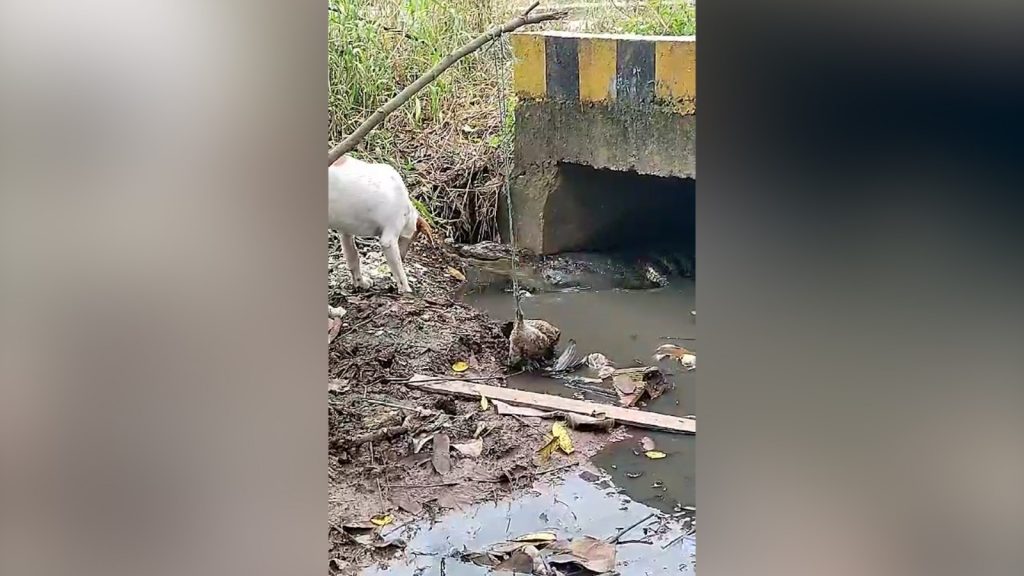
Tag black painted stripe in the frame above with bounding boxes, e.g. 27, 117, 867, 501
544, 35, 580, 102
615, 40, 655, 104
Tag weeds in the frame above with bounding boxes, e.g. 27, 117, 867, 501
583, 1, 696, 36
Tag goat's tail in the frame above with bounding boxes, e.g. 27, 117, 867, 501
415, 215, 436, 246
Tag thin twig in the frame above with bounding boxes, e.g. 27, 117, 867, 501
376, 477, 386, 515
342, 315, 377, 334
360, 398, 435, 415
389, 481, 460, 489
660, 530, 693, 549
534, 461, 579, 476
394, 374, 508, 384
607, 512, 656, 544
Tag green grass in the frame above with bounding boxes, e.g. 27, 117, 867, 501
581, 1, 696, 36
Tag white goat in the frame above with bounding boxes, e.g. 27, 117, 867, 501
328, 155, 433, 296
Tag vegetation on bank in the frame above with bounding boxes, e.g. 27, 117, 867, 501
328, 0, 696, 243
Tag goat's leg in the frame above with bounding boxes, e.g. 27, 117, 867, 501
340, 233, 370, 290
381, 234, 412, 293
397, 234, 414, 261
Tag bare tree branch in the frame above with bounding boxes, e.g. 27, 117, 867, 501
327, 1, 567, 166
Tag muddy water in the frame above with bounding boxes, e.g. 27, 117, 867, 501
363, 469, 695, 576
466, 279, 696, 512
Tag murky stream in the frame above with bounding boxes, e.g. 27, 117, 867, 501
466, 278, 696, 512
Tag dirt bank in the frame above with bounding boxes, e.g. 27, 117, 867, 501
327, 235, 616, 574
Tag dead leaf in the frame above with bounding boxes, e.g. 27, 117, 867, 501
340, 520, 376, 533
410, 433, 433, 454
644, 450, 667, 459
435, 484, 475, 510
432, 433, 451, 474
389, 493, 423, 515
370, 514, 393, 527
479, 394, 489, 411
611, 366, 668, 407
567, 535, 617, 573
461, 551, 502, 567
452, 438, 483, 458
640, 436, 657, 451
473, 422, 492, 438
538, 435, 559, 461
451, 361, 469, 373
513, 531, 557, 543
488, 540, 531, 555
552, 422, 574, 454
328, 317, 342, 344
328, 378, 349, 394
446, 266, 466, 282
612, 374, 638, 395
493, 549, 537, 573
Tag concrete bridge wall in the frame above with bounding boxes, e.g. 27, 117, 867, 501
503, 31, 696, 254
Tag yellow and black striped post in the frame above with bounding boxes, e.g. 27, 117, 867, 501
511, 32, 696, 114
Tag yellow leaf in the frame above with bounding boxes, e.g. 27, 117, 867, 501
480, 394, 489, 411
446, 266, 466, 282
552, 422, 574, 455
537, 436, 559, 461
452, 361, 469, 373
370, 514, 393, 526
644, 450, 667, 459
514, 531, 557, 543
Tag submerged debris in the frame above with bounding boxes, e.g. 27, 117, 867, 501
460, 531, 618, 575
610, 366, 669, 407
653, 343, 696, 371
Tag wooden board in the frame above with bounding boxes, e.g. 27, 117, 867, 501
408, 377, 695, 434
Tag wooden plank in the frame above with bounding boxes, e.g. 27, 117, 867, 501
408, 377, 695, 434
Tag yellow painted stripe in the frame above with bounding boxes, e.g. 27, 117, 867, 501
512, 34, 546, 99
577, 37, 617, 103
655, 40, 696, 113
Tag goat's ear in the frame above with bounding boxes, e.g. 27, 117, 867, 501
416, 216, 436, 245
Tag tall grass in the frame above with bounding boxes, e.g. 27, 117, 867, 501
582, 0, 696, 36
328, 0, 509, 155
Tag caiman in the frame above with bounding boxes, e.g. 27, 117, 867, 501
456, 241, 694, 293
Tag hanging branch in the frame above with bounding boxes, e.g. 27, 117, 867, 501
327, 1, 568, 166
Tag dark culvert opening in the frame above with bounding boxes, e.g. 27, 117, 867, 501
543, 164, 695, 256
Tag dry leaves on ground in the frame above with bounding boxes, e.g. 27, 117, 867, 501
435, 484, 477, 511
388, 492, 423, 515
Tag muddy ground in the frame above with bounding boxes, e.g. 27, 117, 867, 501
327, 235, 621, 574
